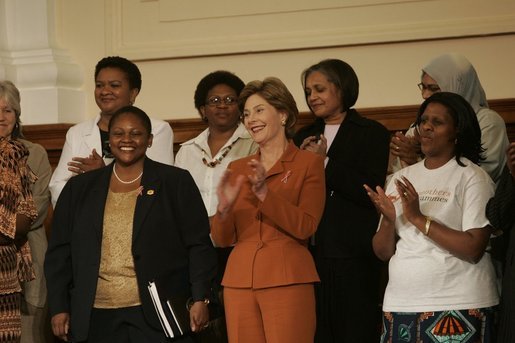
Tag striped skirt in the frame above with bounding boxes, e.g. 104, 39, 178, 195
1, 245, 22, 343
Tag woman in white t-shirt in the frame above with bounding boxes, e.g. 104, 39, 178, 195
365, 92, 498, 343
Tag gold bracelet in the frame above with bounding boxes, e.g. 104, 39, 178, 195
425, 216, 432, 236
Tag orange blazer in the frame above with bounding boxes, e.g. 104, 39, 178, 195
211, 143, 326, 289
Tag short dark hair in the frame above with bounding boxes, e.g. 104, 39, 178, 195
109, 105, 152, 136
301, 59, 359, 112
238, 77, 298, 139
416, 92, 484, 166
194, 70, 245, 114
95, 56, 142, 91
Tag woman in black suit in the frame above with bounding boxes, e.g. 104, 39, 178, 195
45, 106, 217, 343
487, 142, 515, 342
294, 59, 390, 343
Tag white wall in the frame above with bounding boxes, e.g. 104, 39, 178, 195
44, 0, 515, 122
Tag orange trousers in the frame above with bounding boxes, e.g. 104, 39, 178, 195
223, 283, 315, 343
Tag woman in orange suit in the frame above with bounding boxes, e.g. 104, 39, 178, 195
211, 77, 326, 343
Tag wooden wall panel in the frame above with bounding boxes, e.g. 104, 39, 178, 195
23, 98, 515, 170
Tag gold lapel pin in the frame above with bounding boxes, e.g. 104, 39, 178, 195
146, 190, 155, 195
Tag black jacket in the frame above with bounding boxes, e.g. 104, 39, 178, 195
294, 109, 390, 258
45, 158, 217, 341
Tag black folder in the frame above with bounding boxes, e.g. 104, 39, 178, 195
147, 268, 222, 338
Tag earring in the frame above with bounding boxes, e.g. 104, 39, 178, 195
281, 118, 286, 126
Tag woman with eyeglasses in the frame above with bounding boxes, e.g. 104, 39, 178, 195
366, 92, 498, 343
175, 71, 257, 342
389, 53, 509, 184
176, 71, 258, 219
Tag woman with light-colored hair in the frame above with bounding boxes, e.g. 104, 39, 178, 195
0, 80, 43, 343
212, 77, 326, 343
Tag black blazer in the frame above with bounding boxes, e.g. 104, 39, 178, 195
294, 109, 390, 258
44, 158, 217, 342
487, 166, 515, 341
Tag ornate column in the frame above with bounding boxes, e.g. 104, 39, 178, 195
0, 0, 84, 124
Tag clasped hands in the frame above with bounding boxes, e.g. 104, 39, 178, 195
217, 159, 267, 217
300, 134, 327, 157
390, 131, 421, 167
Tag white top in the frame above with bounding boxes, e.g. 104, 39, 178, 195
49, 115, 174, 206
383, 157, 499, 312
174, 124, 257, 216
323, 124, 339, 167
476, 107, 509, 184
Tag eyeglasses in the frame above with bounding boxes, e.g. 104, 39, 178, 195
206, 95, 237, 107
417, 83, 441, 93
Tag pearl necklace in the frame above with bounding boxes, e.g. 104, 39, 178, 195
113, 163, 143, 184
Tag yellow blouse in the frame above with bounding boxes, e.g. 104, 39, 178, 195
94, 188, 141, 308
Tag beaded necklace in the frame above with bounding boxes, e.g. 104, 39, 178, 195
202, 140, 236, 168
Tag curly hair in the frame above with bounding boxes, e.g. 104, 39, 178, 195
194, 70, 245, 115
95, 56, 142, 91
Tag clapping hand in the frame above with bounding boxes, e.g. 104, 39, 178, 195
394, 176, 422, 224
364, 184, 396, 223
390, 131, 421, 166
216, 169, 245, 218
247, 159, 267, 201
67, 149, 105, 175
300, 135, 327, 157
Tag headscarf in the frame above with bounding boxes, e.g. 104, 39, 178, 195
422, 53, 488, 112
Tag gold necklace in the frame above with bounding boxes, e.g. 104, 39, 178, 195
113, 163, 143, 184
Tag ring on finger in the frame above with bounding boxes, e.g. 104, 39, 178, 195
403, 192, 408, 197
